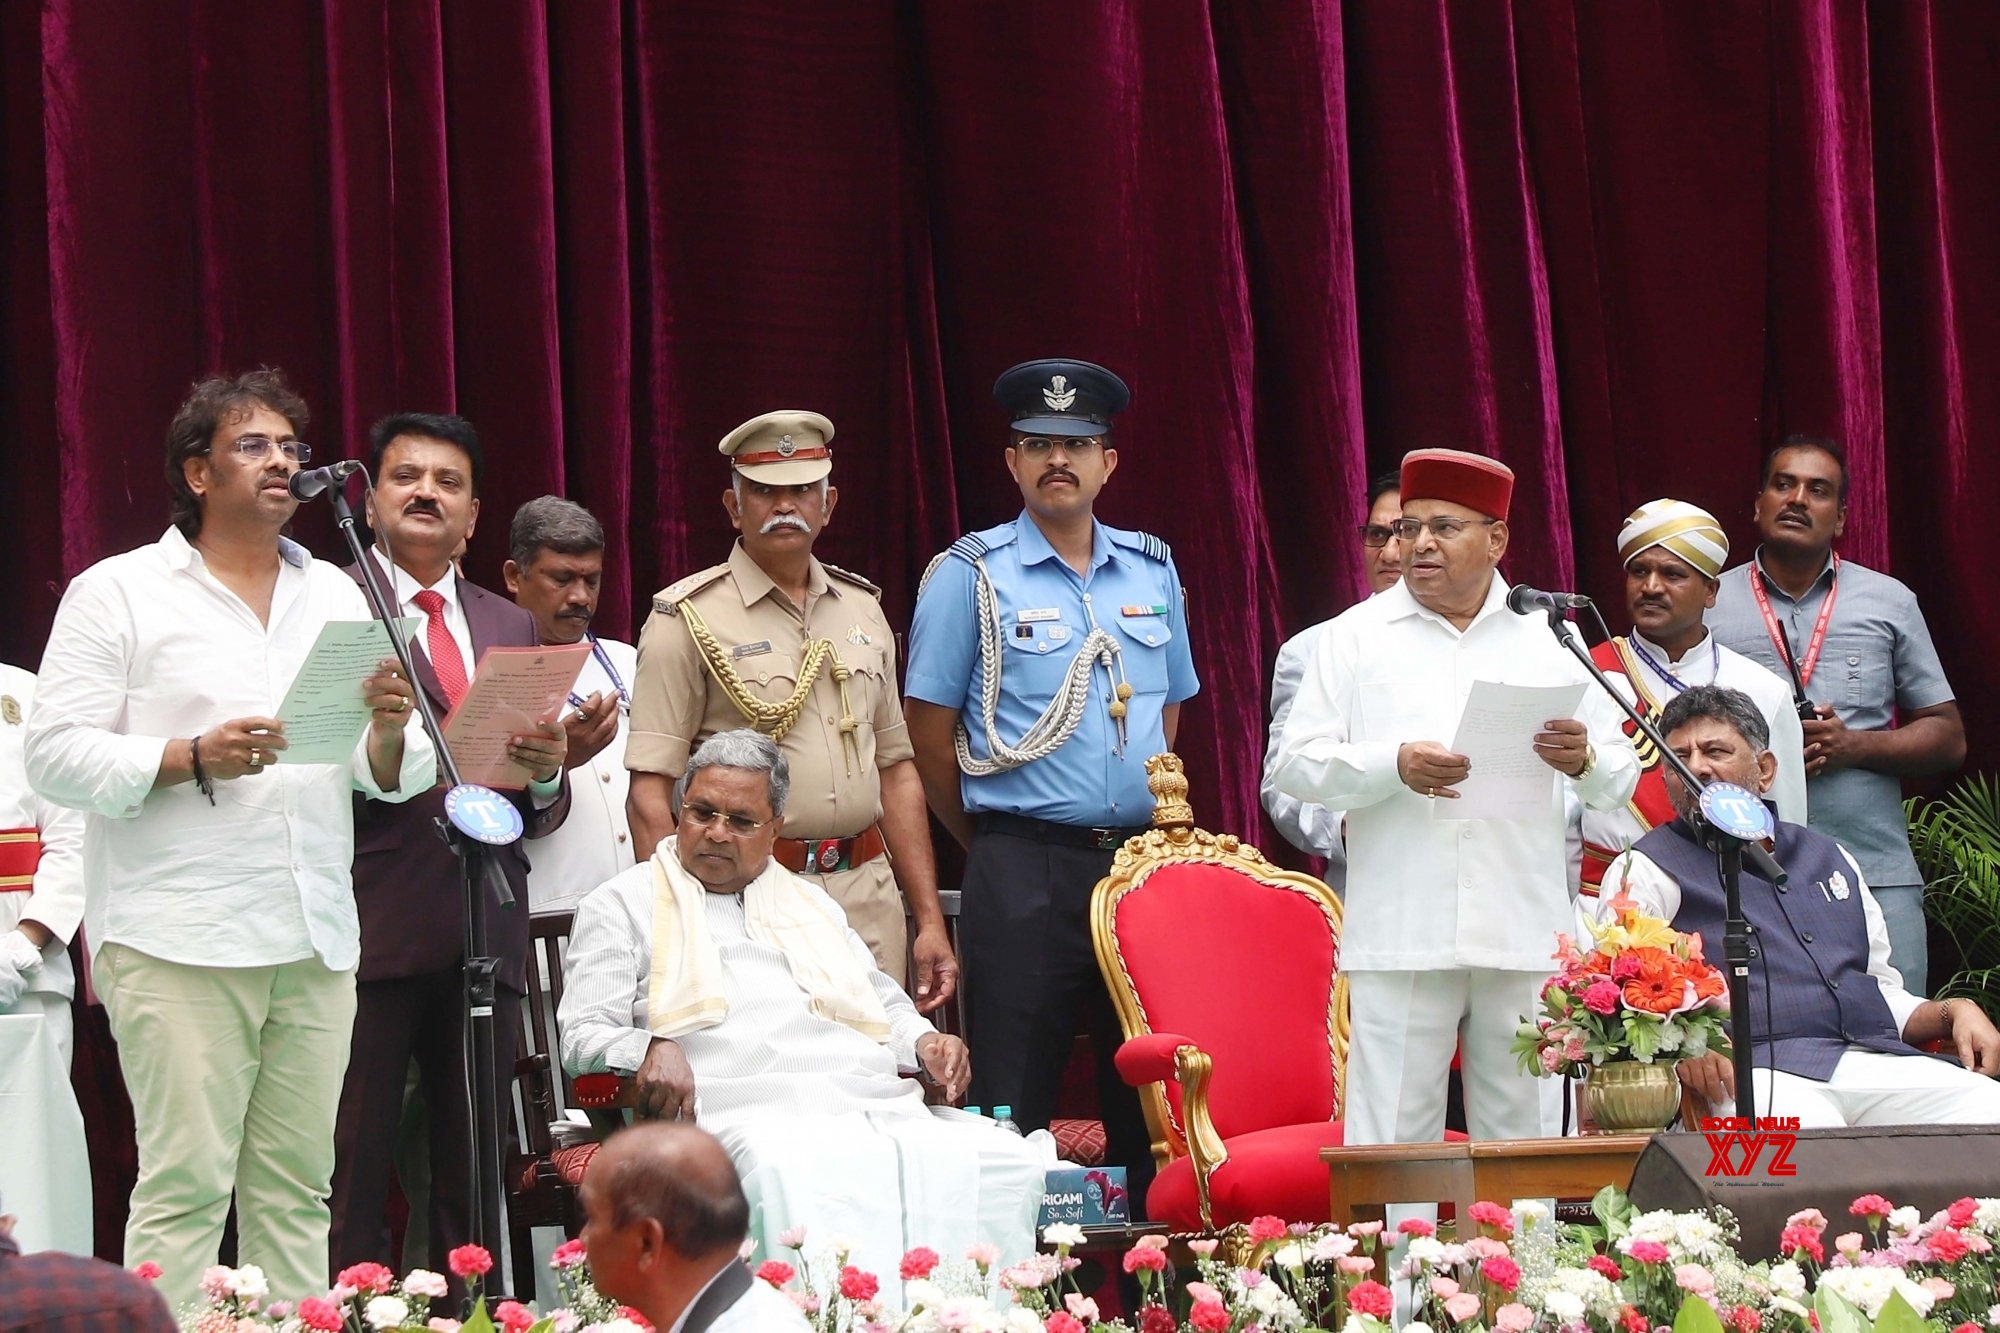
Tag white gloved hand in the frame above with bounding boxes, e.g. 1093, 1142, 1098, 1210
0, 930, 43, 1010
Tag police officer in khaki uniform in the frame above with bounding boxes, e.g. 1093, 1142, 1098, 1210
625, 411, 957, 1013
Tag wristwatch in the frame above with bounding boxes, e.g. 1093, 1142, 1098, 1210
1576, 742, 1598, 780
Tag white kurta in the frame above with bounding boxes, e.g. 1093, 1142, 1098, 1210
560, 862, 1046, 1293
1581, 631, 1808, 869
1260, 623, 1347, 878
525, 637, 637, 913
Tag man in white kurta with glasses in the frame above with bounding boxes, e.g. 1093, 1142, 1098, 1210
560, 729, 1044, 1297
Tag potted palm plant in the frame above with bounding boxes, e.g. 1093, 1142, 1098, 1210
1909, 775, 2000, 1020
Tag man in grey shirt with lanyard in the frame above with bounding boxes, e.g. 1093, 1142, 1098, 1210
1709, 435, 1965, 994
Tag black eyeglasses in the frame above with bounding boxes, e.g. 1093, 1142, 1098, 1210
1015, 436, 1105, 459
681, 802, 774, 836
1389, 517, 1500, 542
203, 434, 312, 464
1357, 523, 1397, 549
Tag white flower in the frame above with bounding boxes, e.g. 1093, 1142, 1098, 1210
402, 1272, 449, 1300
1407, 1237, 1447, 1265
904, 1279, 946, 1309
1515, 1200, 1551, 1232
228, 1267, 271, 1301
1407, 1323, 1436, 1333
1888, 1206, 1922, 1235
1003, 1311, 1043, 1333
1817, 1267, 1932, 1320
1041, 1223, 1086, 1249
1768, 1260, 1807, 1300
829, 1234, 859, 1259
364, 1296, 410, 1329
1310, 1232, 1357, 1262
1270, 1241, 1309, 1269
1247, 1281, 1301, 1321
1985, 1302, 2000, 1328
1544, 1291, 1586, 1323
1772, 1297, 1810, 1319
1974, 1201, 2000, 1235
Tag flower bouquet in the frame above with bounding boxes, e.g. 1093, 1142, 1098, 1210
1513, 894, 1730, 1130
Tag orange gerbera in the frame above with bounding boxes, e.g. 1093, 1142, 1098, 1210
1622, 950, 1691, 1015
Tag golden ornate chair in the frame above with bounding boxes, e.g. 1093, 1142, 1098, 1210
1092, 754, 1363, 1231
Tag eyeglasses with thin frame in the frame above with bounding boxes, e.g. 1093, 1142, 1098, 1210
1389, 516, 1500, 543
203, 434, 313, 465
1014, 436, 1105, 459
1357, 523, 1399, 549
680, 801, 775, 837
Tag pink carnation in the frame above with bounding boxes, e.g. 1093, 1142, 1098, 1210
1348, 1280, 1395, 1320
1187, 1237, 1221, 1257
1627, 1240, 1671, 1265
1780, 1225, 1825, 1264
297, 1299, 346, 1332
133, 1262, 164, 1282
1928, 1229, 1972, 1264
1584, 980, 1624, 1014
1611, 954, 1642, 982
550, 1238, 587, 1269
1122, 1246, 1169, 1274
1338, 1255, 1377, 1274
1834, 1232, 1864, 1256
1468, 1201, 1516, 1236
837, 1266, 879, 1302
1044, 1315, 1085, 1333
447, 1246, 493, 1279
200, 1267, 235, 1301
1675, 1264, 1716, 1299
1463, 1236, 1511, 1260
1787, 1208, 1828, 1234
1947, 1198, 1978, 1229
1445, 1293, 1484, 1324
1496, 1303, 1536, 1332
755, 1260, 796, 1287
1429, 1276, 1461, 1299
1347, 1220, 1385, 1239
1589, 1255, 1624, 1280
494, 1301, 534, 1333
1922, 1278, 1956, 1301
899, 1247, 940, 1280
1249, 1215, 1289, 1242
1850, 1194, 1895, 1219
336, 1263, 396, 1295
965, 1240, 1001, 1268
1480, 1255, 1522, 1292
1190, 1302, 1231, 1333
1730, 1307, 1763, 1333
1398, 1217, 1438, 1239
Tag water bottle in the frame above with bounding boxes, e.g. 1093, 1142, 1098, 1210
965, 1106, 983, 1118
992, 1104, 1022, 1136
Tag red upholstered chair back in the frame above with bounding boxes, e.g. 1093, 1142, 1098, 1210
1096, 837, 1348, 1148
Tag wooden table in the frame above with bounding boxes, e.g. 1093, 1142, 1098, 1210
1323, 1133, 1654, 1273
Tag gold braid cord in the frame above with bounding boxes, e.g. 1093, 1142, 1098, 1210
678, 599, 862, 770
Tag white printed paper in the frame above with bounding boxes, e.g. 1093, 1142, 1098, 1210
1441, 680, 1587, 821
274, 618, 423, 764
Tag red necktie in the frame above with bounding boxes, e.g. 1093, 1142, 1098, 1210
413, 589, 469, 708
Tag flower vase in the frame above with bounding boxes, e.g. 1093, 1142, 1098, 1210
1585, 1059, 1680, 1132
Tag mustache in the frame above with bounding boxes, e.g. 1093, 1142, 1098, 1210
557, 607, 592, 620
1039, 469, 1079, 487
759, 514, 811, 534
403, 498, 443, 519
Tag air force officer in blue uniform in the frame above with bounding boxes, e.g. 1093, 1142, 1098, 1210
904, 359, 1197, 1216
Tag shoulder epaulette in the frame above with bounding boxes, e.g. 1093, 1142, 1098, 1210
650, 564, 731, 617
1108, 528, 1172, 563
821, 562, 882, 597
941, 524, 1016, 567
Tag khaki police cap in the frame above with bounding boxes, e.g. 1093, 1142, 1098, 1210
719, 410, 835, 485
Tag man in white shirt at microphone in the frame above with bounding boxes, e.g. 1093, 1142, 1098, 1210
1271, 448, 1638, 1151
504, 497, 639, 912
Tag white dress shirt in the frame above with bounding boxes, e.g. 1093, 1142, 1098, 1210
1271, 575, 1639, 971
666, 1264, 811, 1333
526, 636, 636, 912
0, 666, 85, 1000
26, 528, 435, 971
1594, 842, 1920, 1034
370, 547, 474, 679
1261, 623, 1346, 878
559, 856, 937, 1128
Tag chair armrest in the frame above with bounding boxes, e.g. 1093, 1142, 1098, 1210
516, 1051, 550, 1078
1115, 1032, 1202, 1086
572, 1072, 635, 1109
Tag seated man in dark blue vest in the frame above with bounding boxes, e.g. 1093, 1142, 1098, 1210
1598, 684, 2000, 1127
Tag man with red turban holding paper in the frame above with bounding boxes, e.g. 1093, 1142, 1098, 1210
1271, 448, 1638, 1147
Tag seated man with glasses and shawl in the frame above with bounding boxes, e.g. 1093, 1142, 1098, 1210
559, 730, 1046, 1295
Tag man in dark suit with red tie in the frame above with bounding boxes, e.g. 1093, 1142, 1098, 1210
328, 412, 570, 1277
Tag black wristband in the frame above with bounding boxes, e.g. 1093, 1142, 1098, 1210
189, 733, 216, 806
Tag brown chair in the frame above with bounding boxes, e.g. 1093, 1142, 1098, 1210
506, 911, 602, 1281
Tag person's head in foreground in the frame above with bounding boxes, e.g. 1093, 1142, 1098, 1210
1394, 447, 1513, 625
672, 730, 789, 893
579, 1122, 751, 1325
1656, 684, 1776, 822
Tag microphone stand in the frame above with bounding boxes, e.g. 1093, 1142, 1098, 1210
1530, 606, 1774, 1124
328, 478, 513, 1282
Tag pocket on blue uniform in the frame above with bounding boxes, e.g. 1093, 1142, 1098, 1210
1110, 616, 1173, 695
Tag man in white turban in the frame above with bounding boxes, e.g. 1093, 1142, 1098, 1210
1579, 499, 1807, 900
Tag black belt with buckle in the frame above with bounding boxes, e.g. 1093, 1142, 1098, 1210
975, 811, 1148, 851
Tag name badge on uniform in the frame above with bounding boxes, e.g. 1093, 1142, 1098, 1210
732, 640, 773, 659
1121, 604, 1168, 618
1046, 625, 1071, 643
1017, 608, 1060, 624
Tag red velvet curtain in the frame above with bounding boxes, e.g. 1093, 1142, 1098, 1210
4, 4, 1996, 869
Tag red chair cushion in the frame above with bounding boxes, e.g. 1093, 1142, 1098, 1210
1050, 1117, 1107, 1166
1112, 862, 1339, 1139
1145, 1123, 1470, 1231
552, 1142, 600, 1185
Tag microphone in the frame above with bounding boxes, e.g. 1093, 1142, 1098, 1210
287, 459, 365, 501
1506, 584, 1594, 616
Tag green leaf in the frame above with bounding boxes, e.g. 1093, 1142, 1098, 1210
524, 1321, 556, 1333
1870, 1291, 1930, 1333
1591, 1185, 1634, 1243
460, 1297, 496, 1333
1673, 1294, 1726, 1333
1813, 1287, 1868, 1333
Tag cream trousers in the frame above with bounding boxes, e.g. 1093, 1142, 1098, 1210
96, 943, 356, 1309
